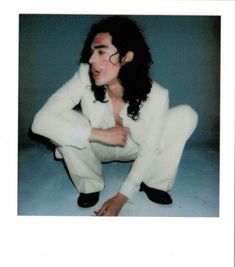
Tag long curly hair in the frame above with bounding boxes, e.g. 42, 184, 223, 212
80, 16, 153, 120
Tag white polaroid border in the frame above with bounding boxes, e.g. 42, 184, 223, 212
0, 1, 234, 267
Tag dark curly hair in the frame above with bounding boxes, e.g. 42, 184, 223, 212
80, 16, 153, 120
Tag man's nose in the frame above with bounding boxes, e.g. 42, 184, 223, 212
88, 52, 95, 64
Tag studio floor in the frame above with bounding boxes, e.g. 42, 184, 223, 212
18, 142, 219, 217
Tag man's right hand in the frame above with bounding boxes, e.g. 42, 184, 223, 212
88, 126, 130, 146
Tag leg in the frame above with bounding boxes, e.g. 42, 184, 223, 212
58, 141, 120, 194
143, 105, 198, 192
52, 110, 104, 193
58, 144, 106, 208
54, 110, 116, 207
58, 144, 105, 194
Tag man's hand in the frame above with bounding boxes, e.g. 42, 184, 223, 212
94, 193, 128, 216
89, 126, 130, 146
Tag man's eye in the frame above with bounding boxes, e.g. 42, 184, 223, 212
98, 50, 105, 55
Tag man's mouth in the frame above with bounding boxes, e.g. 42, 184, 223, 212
91, 68, 100, 78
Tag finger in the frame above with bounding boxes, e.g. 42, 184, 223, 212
123, 127, 130, 133
122, 136, 127, 144
96, 204, 107, 216
94, 208, 102, 216
118, 139, 126, 146
94, 206, 102, 214
95, 211, 102, 216
122, 132, 128, 144
116, 126, 130, 132
96, 210, 105, 216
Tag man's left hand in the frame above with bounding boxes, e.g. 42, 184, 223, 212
94, 193, 128, 216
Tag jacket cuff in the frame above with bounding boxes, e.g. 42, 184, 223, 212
119, 179, 140, 199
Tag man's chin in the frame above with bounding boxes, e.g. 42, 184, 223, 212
94, 81, 105, 87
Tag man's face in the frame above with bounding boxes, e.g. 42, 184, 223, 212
89, 32, 122, 87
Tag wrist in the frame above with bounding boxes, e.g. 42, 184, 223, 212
115, 192, 128, 204
88, 128, 103, 142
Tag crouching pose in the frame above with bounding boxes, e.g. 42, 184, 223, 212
32, 16, 198, 216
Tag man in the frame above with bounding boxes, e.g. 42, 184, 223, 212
31, 16, 198, 216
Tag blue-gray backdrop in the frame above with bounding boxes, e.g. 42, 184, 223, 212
19, 14, 220, 148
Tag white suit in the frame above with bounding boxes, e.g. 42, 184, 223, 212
32, 63, 198, 198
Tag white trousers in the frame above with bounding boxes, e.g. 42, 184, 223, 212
57, 105, 198, 194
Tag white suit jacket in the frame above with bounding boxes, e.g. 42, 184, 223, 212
32, 63, 169, 196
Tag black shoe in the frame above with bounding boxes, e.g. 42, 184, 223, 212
139, 182, 172, 205
77, 192, 100, 208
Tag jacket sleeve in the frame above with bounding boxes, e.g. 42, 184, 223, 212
119, 89, 169, 198
31, 63, 92, 149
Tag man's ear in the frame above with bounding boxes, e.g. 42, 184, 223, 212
121, 51, 134, 65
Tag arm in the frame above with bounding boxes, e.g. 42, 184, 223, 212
119, 89, 169, 197
31, 64, 91, 148
95, 89, 169, 216
89, 126, 130, 146
94, 193, 128, 216
88, 126, 130, 216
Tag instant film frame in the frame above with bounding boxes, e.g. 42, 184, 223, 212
1, 1, 234, 267
18, 14, 220, 215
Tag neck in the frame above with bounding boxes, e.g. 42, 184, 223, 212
105, 83, 124, 99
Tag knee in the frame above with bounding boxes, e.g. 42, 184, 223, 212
178, 105, 198, 136
180, 104, 198, 125
169, 104, 198, 138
